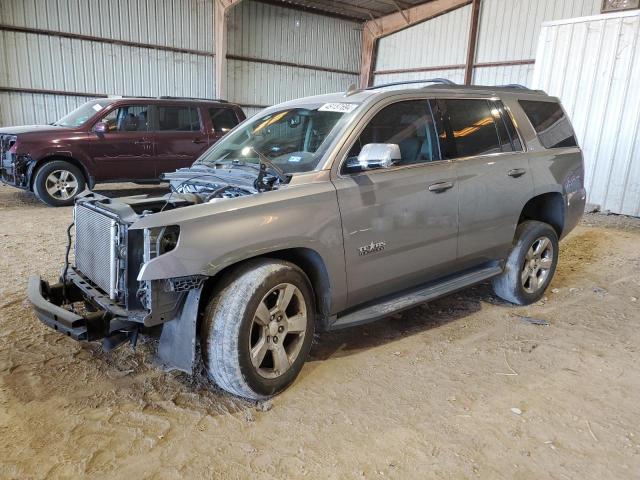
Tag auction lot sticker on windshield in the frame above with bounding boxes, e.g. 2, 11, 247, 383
92, 104, 103, 112
318, 103, 358, 113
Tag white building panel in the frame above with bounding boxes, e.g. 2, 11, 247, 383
0, 0, 215, 126
226, 1, 361, 111
533, 11, 640, 216
375, 5, 471, 72
373, 69, 466, 87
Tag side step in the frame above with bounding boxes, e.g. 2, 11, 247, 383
330, 265, 502, 330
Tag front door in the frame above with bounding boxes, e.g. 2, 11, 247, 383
332, 99, 459, 308
88, 104, 155, 181
152, 105, 208, 175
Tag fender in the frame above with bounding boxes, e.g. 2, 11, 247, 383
131, 180, 349, 313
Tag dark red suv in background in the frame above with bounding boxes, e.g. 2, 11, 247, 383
0, 97, 245, 206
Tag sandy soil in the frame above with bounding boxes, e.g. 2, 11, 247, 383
1, 183, 639, 479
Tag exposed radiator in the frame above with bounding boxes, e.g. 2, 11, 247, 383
74, 204, 119, 298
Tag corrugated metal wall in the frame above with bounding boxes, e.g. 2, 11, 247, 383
373, 0, 601, 87
226, 0, 361, 116
474, 0, 600, 85
0, 0, 215, 126
533, 11, 640, 217
374, 5, 471, 86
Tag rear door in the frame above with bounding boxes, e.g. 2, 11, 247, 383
207, 107, 240, 145
88, 104, 155, 181
332, 98, 459, 308
436, 98, 533, 267
152, 104, 208, 175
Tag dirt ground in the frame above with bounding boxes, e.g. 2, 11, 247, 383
1, 183, 639, 480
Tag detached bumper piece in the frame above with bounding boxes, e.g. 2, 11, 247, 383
27, 276, 113, 341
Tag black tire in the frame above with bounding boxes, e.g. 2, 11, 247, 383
201, 259, 316, 400
492, 220, 559, 305
33, 160, 86, 207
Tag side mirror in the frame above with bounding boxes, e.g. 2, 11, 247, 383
345, 143, 401, 172
93, 122, 108, 134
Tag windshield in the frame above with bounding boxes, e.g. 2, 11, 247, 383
196, 102, 359, 173
54, 100, 111, 127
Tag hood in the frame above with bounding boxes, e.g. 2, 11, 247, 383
0, 124, 73, 135
162, 164, 260, 193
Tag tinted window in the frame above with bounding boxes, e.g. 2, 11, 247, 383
491, 100, 523, 152
157, 106, 201, 131
345, 100, 441, 171
100, 105, 150, 132
441, 99, 501, 158
519, 100, 577, 149
209, 108, 238, 133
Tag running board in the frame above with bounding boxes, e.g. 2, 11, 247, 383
331, 265, 502, 330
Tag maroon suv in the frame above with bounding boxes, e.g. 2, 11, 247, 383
0, 97, 245, 206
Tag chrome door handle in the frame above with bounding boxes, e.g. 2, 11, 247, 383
134, 140, 151, 145
192, 139, 207, 144
507, 168, 526, 178
428, 181, 454, 193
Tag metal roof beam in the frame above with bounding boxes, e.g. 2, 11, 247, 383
359, 0, 472, 87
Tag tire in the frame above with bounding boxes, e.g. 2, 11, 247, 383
492, 220, 559, 305
33, 160, 86, 207
201, 259, 316, 400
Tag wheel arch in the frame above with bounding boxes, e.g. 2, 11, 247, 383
30, 154, 92, 190
199, 247, 333, 331
518, 191, 565, 238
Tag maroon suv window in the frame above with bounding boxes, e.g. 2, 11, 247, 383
209, 108, 237, 134
100, 105, 150, 132
157, 106, 201, 132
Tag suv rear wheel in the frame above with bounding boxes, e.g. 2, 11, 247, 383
201, 259, 315, 400
33, 160, 86, 207
492, 220, 559, 305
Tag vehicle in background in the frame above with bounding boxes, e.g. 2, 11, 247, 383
28, 80, 586, 400
0, 97, 245, 206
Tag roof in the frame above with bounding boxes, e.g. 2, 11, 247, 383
262, 0, 438, 21
271, 81, 550, 110
104, 97, 239, 106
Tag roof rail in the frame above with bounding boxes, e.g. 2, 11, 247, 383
498, 84, 530, 90
158, 96, 229, 103
365, 78, 457, 90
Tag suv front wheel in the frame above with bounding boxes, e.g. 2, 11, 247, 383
492, 220, 559, 305
201, 259, 315, 400
33, 160, 86, 207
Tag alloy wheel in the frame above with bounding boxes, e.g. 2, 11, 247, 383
249, 283, 308, 379
521, 236, 554, 294
45, 170, 79, 200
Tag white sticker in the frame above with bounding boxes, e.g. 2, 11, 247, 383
92, 103, 103, 112
288, 156, 302, 163
318, 102, 358, 113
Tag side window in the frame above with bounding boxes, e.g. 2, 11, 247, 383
490, 100, 523, 152
209, 108, 238, 134
344, 100, 441, 172
157, 106, 201, 132
440, 99, 502, 158
100, 105, 150, 132
519, 100, 577, 149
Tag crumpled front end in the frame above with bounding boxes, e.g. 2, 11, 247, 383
27, 192, 206, 351
0, 134, 32, 189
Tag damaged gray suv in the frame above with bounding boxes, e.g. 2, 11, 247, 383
28, 80, 586, 400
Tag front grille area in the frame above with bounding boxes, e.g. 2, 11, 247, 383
75, 205, 117, 297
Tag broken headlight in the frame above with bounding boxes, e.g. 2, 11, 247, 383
144, 225, 180, 261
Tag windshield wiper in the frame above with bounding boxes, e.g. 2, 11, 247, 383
248, 146, 289, 185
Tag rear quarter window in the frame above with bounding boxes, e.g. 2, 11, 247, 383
519, 100, 577, 149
